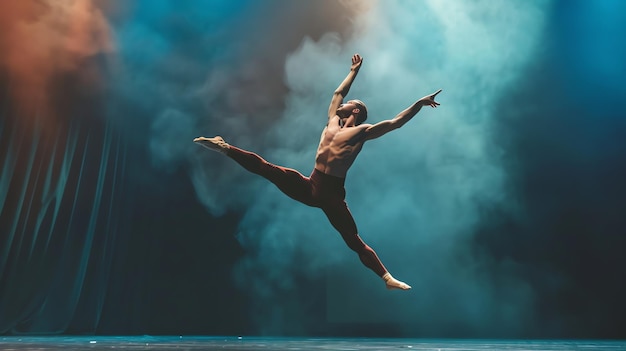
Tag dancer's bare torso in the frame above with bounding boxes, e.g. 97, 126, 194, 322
314, 115, 370, 178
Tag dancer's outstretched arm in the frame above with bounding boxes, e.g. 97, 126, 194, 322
363, 89, 442, 140
328, 54, 363, 120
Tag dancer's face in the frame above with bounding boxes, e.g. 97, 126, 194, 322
336, 102, 359, 119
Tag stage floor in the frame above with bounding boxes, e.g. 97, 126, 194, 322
1, 336, 624, 350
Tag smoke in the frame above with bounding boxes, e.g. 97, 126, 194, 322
105, 0, 364, 210
215, 0, 550, 336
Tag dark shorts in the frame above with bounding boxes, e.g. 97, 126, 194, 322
227, 146, 357, 236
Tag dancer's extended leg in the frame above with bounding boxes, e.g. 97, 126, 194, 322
194, 136, 314, 205
194, 136, 230, 154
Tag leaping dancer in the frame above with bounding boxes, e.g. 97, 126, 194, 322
195, 54, 441, 290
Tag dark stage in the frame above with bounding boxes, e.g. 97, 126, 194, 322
1, 336, 625, 351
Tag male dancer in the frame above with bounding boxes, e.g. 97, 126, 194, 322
195, 54, 441, 290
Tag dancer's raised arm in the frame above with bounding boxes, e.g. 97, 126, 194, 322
363, 89, 442, 140
328, 54, 363, 119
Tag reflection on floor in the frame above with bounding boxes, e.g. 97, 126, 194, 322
1, 336, 625, 351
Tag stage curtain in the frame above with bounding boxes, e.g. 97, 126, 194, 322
0, 95, 128, 334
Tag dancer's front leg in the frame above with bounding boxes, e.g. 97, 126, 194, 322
382, 272, 411, 291
322, 204, 411, 290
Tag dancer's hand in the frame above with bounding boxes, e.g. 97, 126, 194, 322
351, 54, 363, 71
418, 89, 442, 108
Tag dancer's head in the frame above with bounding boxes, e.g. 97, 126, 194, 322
337, 99, 368, 125
350, 99, 368, 124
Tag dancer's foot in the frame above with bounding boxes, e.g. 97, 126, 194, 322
382, 272, 411, 290
194, 136, 230, 154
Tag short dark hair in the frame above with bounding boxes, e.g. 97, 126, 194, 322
350, 99, 368, 124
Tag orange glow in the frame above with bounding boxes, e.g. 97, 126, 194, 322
0, 0, 114, 120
